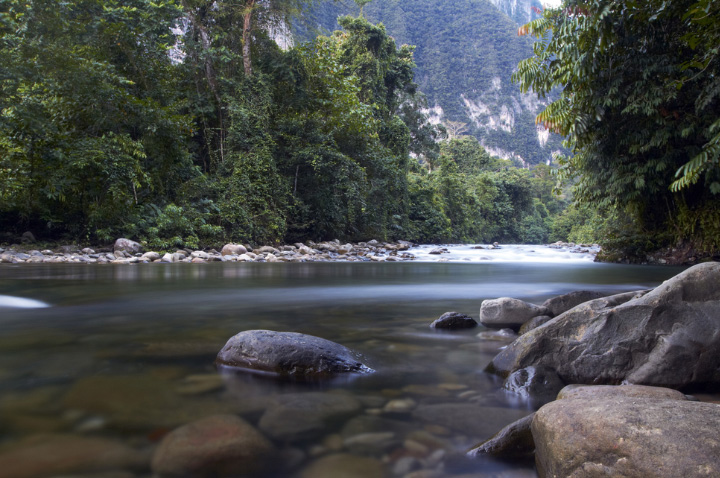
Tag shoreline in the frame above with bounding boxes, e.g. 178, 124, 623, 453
0, 240, 598, 265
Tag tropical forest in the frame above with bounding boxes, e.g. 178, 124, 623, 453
1, 0, 719, 263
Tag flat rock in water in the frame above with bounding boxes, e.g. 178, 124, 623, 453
489, 263, 720, 389
151, 414, 276, 477
216, 330, 373, 377
300, 453, 385, 478
430, 312, 478, 329
258, 392, 362, 442
0, 434, 149, 478
532, 397, 720, 478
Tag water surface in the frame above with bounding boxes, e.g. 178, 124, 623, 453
0, 249, 686, 477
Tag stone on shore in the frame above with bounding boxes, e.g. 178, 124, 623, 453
220, 244, 247, 256
215, 330, 374, 377
532, 395, 720, 478
151, 414, 276, 477
113, 238, 142, 254
479, 298, 550, 331
430, 312, 478, 329
488, 263, 720, 389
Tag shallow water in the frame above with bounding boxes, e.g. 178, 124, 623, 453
0, 248, 688, 477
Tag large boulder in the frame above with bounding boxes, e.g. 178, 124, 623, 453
215, 330, 374, 378
532, 395, 720, 478
151, 414, 276, 477
488, 263, 720, 389
113, 238, 142, 254
480, 298, 550, 330
540, 290, 610, 317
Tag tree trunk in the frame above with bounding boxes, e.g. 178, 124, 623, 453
242, 0, 256, 77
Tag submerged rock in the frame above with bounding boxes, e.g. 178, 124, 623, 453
532, 396, 720, 478
300, 453, 385, 478
152, 414, 276, 477
0, 434, 149, 478
489, 263, 720, 389
430, 312, 478, 329
258, 392, 362, 442
479, 298, 550, 331
216, 330, 374, 377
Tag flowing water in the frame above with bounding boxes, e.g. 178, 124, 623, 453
0, 246, 687, 477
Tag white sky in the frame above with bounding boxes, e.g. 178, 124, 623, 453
542, 0, 563, 7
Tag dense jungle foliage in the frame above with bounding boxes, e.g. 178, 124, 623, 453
299, 0, 566, 165
0, 0, 571, 249
515, 0, 720, 261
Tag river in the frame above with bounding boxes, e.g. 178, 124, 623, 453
0, 245, 686, 477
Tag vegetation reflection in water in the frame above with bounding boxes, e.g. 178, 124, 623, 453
0, 261, 685, 477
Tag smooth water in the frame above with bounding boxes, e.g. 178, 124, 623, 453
0, 247, 686, 477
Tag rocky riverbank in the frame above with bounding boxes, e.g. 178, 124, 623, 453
471, 261, 720, 477
0, 238, 597, 265
0, 238, 417, 264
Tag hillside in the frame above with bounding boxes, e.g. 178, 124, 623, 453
299, 0, 564, 165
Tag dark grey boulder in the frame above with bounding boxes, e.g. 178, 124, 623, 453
488, 263, 720, 389
216, 330, 373, 377
502, 366, 564, 407
532, 396, 720, 478
430, 311, 478, 329
467, 413, 535, 460
480, 297, 551, 331
540, 290, 610, 317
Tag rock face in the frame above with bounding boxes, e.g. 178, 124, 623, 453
489, 263, 720, 389
151, 414, 276, 477
216, 330, 374, 377
430, 311, 478, 329
532, 396, 720, 478
540, 290, 609, 317
480, 297, 550, 330
113, 238, 142, 254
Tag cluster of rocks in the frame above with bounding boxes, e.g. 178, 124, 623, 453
0, 238, 416, 265
547, 240, 601, 255
467, 261, 720, 477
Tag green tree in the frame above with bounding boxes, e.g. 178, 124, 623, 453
514, 0, 720, 256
